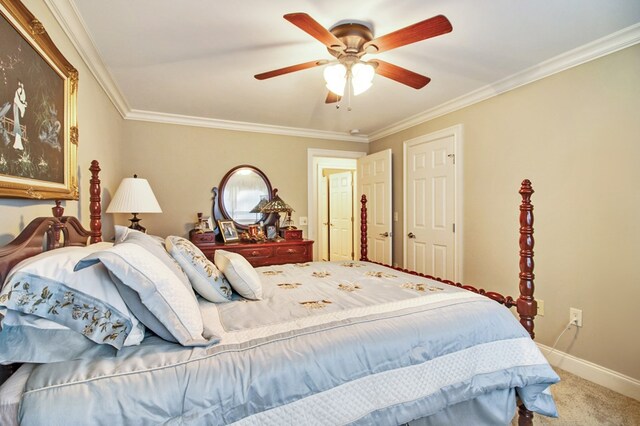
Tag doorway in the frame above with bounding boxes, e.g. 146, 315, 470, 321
323, 170, 355, 261
307, 149, 365, 261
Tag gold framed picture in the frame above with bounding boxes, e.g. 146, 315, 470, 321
218, 220, 239, 243
0, 0, 79, 199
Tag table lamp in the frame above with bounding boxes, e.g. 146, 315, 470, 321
106, 174, 162, 232
260, 188, 293, 240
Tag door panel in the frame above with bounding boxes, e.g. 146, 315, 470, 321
406, 137, 455, 279
320, 176, 329, 261
329, 172, 353, 261
357, 149, 392, 264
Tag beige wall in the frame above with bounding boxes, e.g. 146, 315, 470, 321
120, 120, 368, 238
370, 45, 640, 379
0, 0, 125, 244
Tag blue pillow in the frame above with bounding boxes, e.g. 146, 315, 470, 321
0, 244, 145, 356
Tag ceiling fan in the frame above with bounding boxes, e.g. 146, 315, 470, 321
254, 13, 453, 104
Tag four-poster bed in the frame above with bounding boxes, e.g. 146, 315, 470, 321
0, 160, 557, 425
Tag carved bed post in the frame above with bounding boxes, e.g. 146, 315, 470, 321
517, 179, 536, 426
517, 179, 536, 338
89, 160, 102, 243
360, 195, 368, 261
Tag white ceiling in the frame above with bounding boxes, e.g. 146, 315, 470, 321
50, 0, 640, 141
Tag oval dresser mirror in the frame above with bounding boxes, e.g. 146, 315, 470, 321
216, 165, 272, 230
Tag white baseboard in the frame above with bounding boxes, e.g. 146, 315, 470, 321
537, 343, 640, 401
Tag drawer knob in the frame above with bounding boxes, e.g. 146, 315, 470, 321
287, 249, 295, 254
251, 251, 260, 256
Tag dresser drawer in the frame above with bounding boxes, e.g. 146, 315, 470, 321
274, 245, 309, 263
234, 246, 273, 259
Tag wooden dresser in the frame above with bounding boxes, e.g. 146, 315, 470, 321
190, 232, 313, 267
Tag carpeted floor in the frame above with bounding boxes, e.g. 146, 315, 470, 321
511, 368, 640, 425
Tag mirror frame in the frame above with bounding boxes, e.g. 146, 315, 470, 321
213, 165, 274, 233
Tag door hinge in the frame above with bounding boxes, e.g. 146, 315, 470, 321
447, 153, 455, 164
453, 223, 456, 233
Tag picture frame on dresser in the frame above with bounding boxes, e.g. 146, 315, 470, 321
218, 220, 239, 243
265, 225, 276, 240
0, 0, 79, 200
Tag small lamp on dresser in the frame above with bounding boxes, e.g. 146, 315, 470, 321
106, 174, 162, 233
260, 188, 293, 241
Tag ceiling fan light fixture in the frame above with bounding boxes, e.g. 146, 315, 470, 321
351, 62, 375, 95
324, 63, 347, 96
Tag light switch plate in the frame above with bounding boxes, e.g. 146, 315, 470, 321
299, 216, 308, 226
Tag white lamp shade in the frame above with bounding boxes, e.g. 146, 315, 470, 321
352, 62, 375, 96
106, 177, 162, 214
324, 63, 347, 96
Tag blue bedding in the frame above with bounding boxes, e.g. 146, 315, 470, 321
17, 261, 558, 425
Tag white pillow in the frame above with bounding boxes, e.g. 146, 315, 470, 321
0, 244, 145, 351
165, 236, 232, 303
214, 250, 263, 300
76, 243, 218, 346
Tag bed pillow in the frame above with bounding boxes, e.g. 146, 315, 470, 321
76, 243, 218, 346
0, 311, 116, 364
114, 226, 190, 287
214, 250, 263, 300
0, 244, 145, 351
165, 236, 232, 303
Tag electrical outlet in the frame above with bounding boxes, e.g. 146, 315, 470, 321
570, 308, 583, 327
537, 299, 544, 316
394, 212, 398, 222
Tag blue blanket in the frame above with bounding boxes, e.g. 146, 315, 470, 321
18, 261, 558, 425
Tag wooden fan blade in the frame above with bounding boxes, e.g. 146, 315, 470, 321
364, 15, 452, 54
254, 60, 326, 80
284, 13, 346, 51
325, 92, 341, 104
370, 60, 431, 89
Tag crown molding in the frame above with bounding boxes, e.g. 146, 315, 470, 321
126, 110, 370, 143
368, 23, 640, 142
47, 1, 639, 144
44, 0, 130, 117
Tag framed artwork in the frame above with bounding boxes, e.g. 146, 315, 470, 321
218, 220, 239, 243
0, 0, 79, 199
266, 225, 277, 240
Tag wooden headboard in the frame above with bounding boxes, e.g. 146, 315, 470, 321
0, 161, 102, 285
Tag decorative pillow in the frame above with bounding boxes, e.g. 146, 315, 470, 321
165, 236, 232, 303
0, 244, 145, 351
214, 250, 263, 300
114, 226, 190, 287
76, 243, 218, 346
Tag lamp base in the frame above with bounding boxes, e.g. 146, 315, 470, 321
128, 213, 146, 233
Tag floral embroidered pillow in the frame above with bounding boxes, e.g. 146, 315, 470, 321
165, 236, 232, 303
0, 244, 145, 350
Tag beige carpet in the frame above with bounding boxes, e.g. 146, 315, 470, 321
511, 368, 640, 425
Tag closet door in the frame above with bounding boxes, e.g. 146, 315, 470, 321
405, 136, 455, 279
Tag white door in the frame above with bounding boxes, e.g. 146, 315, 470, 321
329, 171, 353, 261
357, 149, 392, 264
319, 175, 329, 261
405, 136, 455, 279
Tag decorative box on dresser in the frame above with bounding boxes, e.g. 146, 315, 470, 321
190, 232, 313, 267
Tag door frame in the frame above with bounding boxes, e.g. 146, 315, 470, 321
307, 149, 365, 261
402, 124, 464, 282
